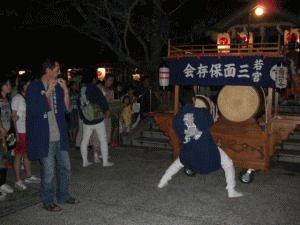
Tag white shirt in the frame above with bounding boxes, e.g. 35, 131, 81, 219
11, 93, 26, 133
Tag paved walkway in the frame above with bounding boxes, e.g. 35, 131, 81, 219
1, 146, 300, 225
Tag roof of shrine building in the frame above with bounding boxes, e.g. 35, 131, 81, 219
209, 3, 300, 32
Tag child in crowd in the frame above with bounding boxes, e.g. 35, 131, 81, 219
0, 76, 15, 197
158, 87, 244, 198
121, 85, 140, 130
120, 95, 132, 135
11, 73, 40, 191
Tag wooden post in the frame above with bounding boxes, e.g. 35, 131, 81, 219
266, 88, 273, 125
274, 91, 279, 117
171, 85, 181, 160
174, 85, 180, 114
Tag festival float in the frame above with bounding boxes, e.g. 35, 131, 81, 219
145, 5, 300, 183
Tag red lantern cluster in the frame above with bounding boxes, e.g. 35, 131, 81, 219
219, 37, 229, 45
286, 32, 299, 42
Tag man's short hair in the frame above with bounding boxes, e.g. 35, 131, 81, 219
41, 57, 59, 76
180, 86, 195, 106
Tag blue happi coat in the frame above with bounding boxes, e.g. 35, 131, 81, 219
172, 105, 221, 174
26, 80, 70, 160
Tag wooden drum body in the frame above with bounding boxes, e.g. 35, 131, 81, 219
195, 95, 218, 122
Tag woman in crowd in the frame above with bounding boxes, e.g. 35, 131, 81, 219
99, 74, 115, 144
11, 73, 40, 191
110, 82, 124, 147
79, 73, 114, 167
90, 74, 115, 160
0, 76, 15, 197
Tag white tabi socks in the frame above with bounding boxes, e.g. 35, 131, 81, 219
158, 158, 184, 188
219, 148, 244, 198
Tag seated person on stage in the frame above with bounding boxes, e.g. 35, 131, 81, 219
157, 88, 244, 198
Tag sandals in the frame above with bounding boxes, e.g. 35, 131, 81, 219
43, 203, 62, 212
43, 197, 79, 211
65, 197, 80, 204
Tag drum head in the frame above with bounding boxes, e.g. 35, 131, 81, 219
217, 86, 260, 122
195, 96, 209, 109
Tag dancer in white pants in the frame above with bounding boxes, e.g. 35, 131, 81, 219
81, 121, 113, 167
158, 87, 243, 198
158, 147, 243, 198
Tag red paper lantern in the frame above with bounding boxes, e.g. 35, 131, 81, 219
219, 37, 229, 45
285, 29, 300, 44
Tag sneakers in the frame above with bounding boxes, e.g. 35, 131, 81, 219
24, 176, 41, 184
94, 157, 101, 163
82, 162, 93, 168
103, 161, 114, 167
15, 180, 27, 191
0, 184, 14, 194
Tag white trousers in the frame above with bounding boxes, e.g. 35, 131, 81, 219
80, 121, 109, 165
76, 118, 83, 148
89, 117, 112, 152
159, 147, 236, 191
105, 117, 112, 144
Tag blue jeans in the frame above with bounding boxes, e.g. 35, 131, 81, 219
40, 141, 71, 206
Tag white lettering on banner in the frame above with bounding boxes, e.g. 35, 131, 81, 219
252, 59, 264, 82
184, 64, 196, 78
210, 64, 223, 78
253, 59, 264, 70
181, 58, 271, 82
197, 64, 209, 78
224, 64, 236, 78
252, 71, 262, 82
237, 64, 250, 78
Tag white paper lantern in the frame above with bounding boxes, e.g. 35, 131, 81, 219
159, 67, 170, 88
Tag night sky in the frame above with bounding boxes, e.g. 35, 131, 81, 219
1, 0, 299, 74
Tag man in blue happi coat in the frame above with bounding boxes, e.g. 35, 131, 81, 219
158, 87, 243, 198
27, 57, 79, 211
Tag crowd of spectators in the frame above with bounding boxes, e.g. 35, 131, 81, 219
0, 63, 154, 203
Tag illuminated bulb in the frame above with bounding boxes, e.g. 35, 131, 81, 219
255, 7, 264, 16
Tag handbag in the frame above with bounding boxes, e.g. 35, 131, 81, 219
82, 103, 104, 122
5, 121, 16, 152
80, 86, 104, 122
1, 121, 16, 167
